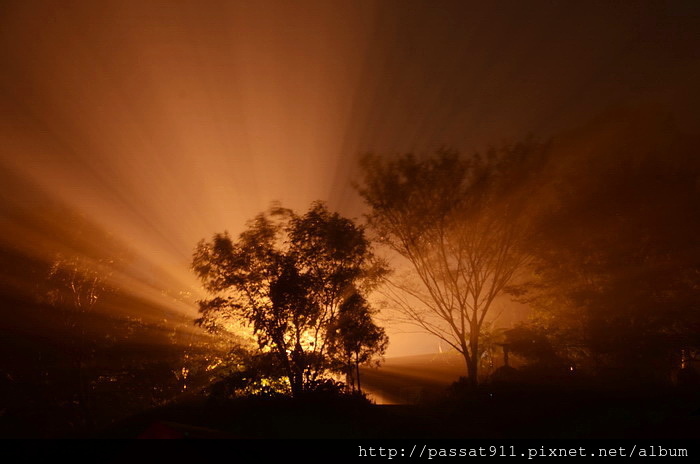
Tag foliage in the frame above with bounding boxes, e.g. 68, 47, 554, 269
327, 292, 388, 391
192, 201, 387, 396
503, 325, 562, 367
207, 351, 291, 398
47, 254, 112, 319
517, 114, 700, 383
356, 142, 548, 387
42, 221, 129, 427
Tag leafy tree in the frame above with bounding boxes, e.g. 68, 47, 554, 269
43, 216, 128, 427
192, 202, 387, 396
46, 253, 111, 423
47, 254, 111, 321
356, 143, 547, 387
328, 292, 388, 392
518, 115, 700, 383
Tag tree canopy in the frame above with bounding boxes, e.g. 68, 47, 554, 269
517, 114, 700, 383
328, 292, 388, 392
356, 143, 548, 387
192, 201, 387, 396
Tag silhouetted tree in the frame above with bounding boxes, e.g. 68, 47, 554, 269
357, 143, 547, 387
45, 243, 121, 427
518, 113, 700, 383
328, 292, 388, 392
47, 254, 110, 319
192, 202, 387, 396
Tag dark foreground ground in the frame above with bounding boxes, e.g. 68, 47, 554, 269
3, 349, 700, 438
97, 386, 700, 439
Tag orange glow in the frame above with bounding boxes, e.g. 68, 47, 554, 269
1, 1, 699, 357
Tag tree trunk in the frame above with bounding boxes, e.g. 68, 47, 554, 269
345, 370, 355, 391
466, 324, 480, 389
277, 346, 302, 397
290, 340, 306, 396
467, 356, 478, 389
462, 352, 478, 390
355, 352, 362, 393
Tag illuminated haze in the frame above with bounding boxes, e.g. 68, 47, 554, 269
1, 0, 699, 356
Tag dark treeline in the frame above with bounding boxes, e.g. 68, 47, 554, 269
508, 109, 700, 386
1, 109, 699, 437
0, 195, 230, 437
356, 108, 700, 390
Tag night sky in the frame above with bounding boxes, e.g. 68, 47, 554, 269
1, 0, 699, 356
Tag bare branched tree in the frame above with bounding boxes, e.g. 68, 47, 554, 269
357, 144, 546, 387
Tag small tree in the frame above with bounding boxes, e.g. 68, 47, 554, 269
192, 202, 387, 396
47, 254, 109, 319
46, 252, 116, 427
357, 144, 546, 387
329, 292, 388, 392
